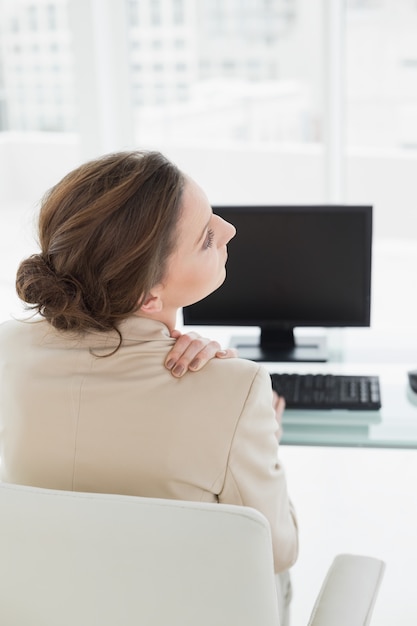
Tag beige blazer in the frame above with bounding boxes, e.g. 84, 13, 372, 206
0, 315, 298, 572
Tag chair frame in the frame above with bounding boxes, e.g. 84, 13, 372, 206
0, 482, 385, 626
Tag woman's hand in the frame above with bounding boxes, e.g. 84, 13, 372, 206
272, 390, 286, 442
165, 330, 237, 378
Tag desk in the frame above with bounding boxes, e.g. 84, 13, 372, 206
260, 326, 417, 448
269, 362, 417, 449
180, 324, 417, 450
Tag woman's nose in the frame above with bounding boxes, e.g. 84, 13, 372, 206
224, 220, 236, 243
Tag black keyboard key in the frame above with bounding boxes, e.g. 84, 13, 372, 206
270, 373, 381, 411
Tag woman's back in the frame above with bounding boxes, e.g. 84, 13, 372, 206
0, 314, 298, 572
0, 316, 267, 496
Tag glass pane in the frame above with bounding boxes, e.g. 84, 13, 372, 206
0, 0, 75, 132
345, 0, 417, 240
125, 0, 326, 207
0, 0, 78, 321
346, 0, 417, 150
127, 0, 323, 148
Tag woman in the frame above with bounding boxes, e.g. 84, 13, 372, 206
0, 151, 297, 621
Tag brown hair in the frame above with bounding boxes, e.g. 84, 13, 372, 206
16, 150, 185, 337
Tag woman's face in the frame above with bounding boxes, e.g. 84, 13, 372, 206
159, 176, 236, 311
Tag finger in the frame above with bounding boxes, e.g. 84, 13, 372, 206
167, 337, 221, 377
272, 390, 285, 410
186, 341, 225, 373
168, 330, 200, 344
272, 390, 280, 410
275, 396, 286, 423
165, 332, 202, 369
277, 396, 286, 412
215, 348, 238, 359
174, 343, 234, 376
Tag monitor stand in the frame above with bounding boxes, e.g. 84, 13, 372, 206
229, 327, 328, 362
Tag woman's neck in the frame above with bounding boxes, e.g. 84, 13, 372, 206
134, 308, 178, 335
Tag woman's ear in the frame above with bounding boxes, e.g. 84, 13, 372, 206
139, 291, 163, 314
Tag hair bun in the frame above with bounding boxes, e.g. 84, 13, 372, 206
16, 254, 53, 302
15, 254, 84, 329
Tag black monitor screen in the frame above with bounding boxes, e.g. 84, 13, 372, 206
183, 205, 373, 362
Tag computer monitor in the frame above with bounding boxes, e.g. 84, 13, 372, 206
183, 205, 373, 362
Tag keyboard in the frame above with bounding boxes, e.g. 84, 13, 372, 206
270, 373, 381, 411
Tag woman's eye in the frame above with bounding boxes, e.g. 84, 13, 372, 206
204, 228, 215, 249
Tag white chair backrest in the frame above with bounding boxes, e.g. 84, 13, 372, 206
0, 482, 280, 626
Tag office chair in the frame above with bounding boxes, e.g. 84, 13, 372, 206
0, 481, 385, 626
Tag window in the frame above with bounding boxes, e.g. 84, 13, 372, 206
346, 0, 417, 151
0, 0, 417, 277
345, 0, 417, 238
0, 0, 74, 133
127, 0, 139, 26
150, 1, 162, 26
47, 3, 57, 29
27, 4, 38, 31
129, 0, 323, 160
173, 0, 184, 24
